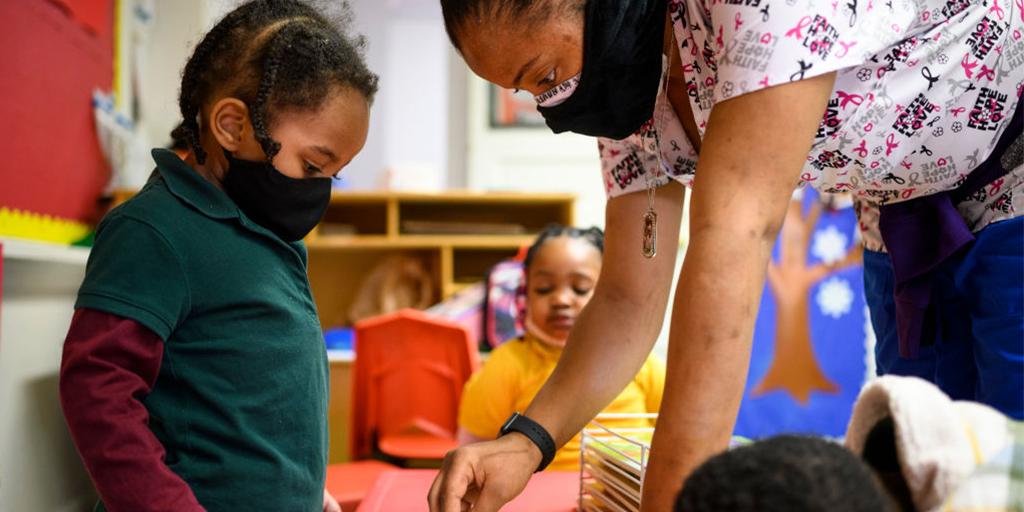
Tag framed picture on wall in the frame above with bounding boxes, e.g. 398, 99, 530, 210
489, 85, 545, 128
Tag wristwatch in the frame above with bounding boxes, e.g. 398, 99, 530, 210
499, 412, 556, 472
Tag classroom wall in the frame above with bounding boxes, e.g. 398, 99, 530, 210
134, 0, 209, 147
345, 0, 452, 190
0, 0, 113, 225
0, 245, 95, 512
462, 73, 607, 229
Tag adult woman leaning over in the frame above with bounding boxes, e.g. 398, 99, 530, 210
429, 0, 1023, 510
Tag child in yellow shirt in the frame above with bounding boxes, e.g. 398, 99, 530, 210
457, 224, 666, 471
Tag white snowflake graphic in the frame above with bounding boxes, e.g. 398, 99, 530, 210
812, 225, 849, 265
816, 277, 854, 319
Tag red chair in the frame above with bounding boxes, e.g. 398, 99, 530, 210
351, 309, 480, 463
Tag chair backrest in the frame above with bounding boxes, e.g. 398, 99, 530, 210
351, 309, 480, 460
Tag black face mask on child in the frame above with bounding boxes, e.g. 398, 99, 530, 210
535, 0, 667, 140
222, 150, 331, 242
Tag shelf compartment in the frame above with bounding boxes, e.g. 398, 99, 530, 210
316, 198, 390, 237
308, 248, 441, 329
398, 200, 571, 236
308, 235, 536, 250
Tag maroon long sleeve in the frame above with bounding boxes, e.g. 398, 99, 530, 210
59, 308, 205, 512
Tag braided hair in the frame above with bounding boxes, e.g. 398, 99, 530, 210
177, 0, 378, 164
523, 223, 604, 272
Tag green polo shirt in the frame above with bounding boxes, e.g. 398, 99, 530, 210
77, 149, 328, 511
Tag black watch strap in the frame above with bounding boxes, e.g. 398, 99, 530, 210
499, 412, 556, 472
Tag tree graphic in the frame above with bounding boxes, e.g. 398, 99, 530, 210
751, 199, 861, 404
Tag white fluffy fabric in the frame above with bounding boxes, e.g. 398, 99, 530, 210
844, 376, 1012, 512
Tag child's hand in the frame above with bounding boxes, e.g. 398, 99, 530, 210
323, 489, 342, 512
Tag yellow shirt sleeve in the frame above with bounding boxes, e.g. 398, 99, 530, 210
458, 347, 521, 440
637, 354, 666, 415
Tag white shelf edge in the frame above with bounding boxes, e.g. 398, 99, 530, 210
326, 349, 354, 363
0, 237, 90, 266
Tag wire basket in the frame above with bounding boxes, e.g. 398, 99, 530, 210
578, 413, 656, 512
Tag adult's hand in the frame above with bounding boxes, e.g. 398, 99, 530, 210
427, 433, 540, 512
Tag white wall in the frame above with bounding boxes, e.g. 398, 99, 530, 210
0, 241, 95, 512
462, 72, 607, 228
134, 0, 210, 147
346, 0, 451, 190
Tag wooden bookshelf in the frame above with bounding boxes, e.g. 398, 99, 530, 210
110, 189, 575, 328
307, 191, 574, 329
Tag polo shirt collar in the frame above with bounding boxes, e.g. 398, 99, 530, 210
151, 148, 239, 220
150, 149, 309, 259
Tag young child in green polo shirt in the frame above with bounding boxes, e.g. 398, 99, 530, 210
58, 2, 377, 511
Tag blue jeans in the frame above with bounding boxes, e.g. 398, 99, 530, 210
864, 216, 1024, 419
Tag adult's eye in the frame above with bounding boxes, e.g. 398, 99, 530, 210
539, 69, 556, 87
304, 162, 323, 176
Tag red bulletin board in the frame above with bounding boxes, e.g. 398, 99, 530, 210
0, 0, 113, 225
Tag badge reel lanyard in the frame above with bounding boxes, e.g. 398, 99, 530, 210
641, 54, 673, 259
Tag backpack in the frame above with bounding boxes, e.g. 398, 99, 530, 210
481, 258, 526, 350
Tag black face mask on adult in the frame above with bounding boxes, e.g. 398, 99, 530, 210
536, 0, 667, 140
222, 150, 332, 242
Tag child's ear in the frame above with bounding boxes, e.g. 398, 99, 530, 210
209, 98, 250, 152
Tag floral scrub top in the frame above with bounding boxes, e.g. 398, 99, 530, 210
599, 0, 1024, 251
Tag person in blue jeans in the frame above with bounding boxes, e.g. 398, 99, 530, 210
866, 214, 1024, 419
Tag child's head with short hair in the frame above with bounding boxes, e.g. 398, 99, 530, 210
177, 0, 378, 180
522, 224, 604, 347
675, 435, 893, 512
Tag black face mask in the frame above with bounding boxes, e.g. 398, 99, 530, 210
222, 151, 331, 242
536, 0, 667, 140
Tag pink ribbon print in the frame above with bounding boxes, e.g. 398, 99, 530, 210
786, 16, 813, 39
990, 1, 1005, 20
836, 90, 864, 109
836, 40, 857, 58
990, 177, 1006, 195
978, 64, 996, 81
854, 139, 869, 157
885, 133, 899, 156
961, 54, 978, 79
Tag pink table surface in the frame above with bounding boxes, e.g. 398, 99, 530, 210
356, 469, 579, 512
